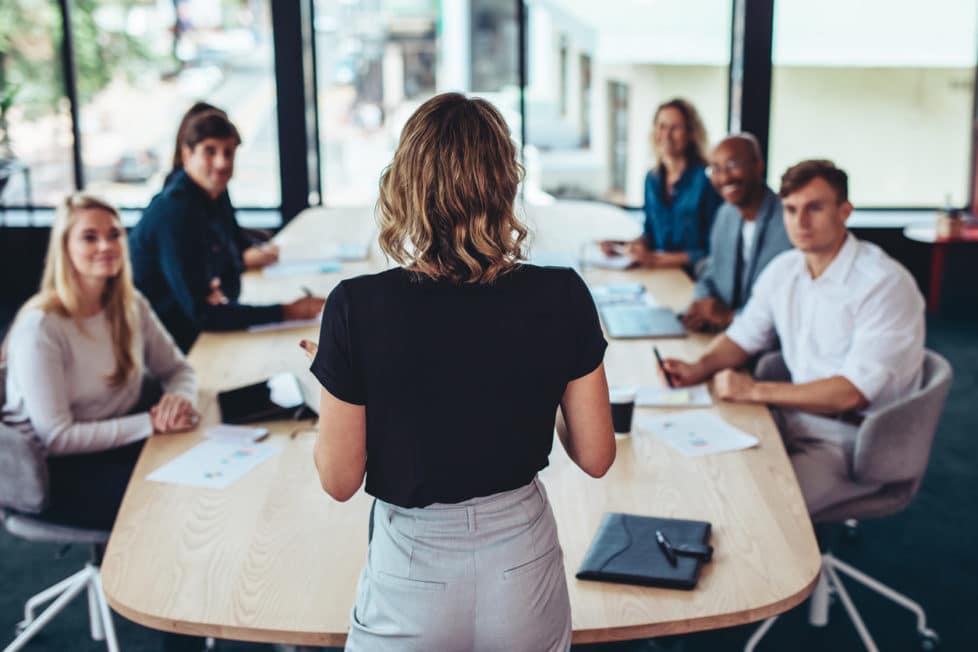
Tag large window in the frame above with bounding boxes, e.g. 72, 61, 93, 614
523, 0, 732, 206
769, 0, 977, 207
314, 0, 519, 206
0, 1, 73, 207
75, 0, 280, 209
5, 0, 978, 216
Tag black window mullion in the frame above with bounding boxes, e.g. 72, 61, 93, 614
517, 0, 527, 163
57, 0, 83, 191
271, 0, 317, 223
729, 0, 774, 165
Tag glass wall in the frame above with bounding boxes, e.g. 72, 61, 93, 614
0, 1, 73, 207
74, 0, 280, 209
523, 0, 732, 206
769, 0, 977, 207
314, 0, 519, 206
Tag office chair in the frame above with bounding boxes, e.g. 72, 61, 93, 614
0, 364, 120, 652
744, 350, 952, 652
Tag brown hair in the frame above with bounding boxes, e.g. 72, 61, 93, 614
171, 102, 228, 171
377, 93, 528, 284
18, 193, 139, 386
779, 159, 849, 202
178, 108, 240, 162
653, 98, 709, 166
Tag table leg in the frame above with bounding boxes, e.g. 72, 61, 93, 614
927, 243, 945, 313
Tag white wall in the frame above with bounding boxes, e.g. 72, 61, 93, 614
581, 64, 728, 204
768, 67, 974, 207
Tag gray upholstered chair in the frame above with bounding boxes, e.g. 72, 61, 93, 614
744, 350, 952, 652
0, 363, 120, 652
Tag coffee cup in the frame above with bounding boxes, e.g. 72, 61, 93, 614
609, 386, 637, 434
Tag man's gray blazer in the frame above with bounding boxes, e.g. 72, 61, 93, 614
692, 188, 793, 310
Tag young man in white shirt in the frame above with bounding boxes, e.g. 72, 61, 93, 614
662, 160, 925, 513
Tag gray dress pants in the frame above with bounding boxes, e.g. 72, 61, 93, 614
345, 476, 572, 652
772, 408, 882, 514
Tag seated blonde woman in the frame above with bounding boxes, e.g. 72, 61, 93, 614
2, 193, 198, 531
300, 93, 616, 651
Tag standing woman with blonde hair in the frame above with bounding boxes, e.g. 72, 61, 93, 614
2, 193, 198, 530
300, 93, 616, 651
601, 97, 721, 269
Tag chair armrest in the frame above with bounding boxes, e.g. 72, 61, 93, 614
0, 424, 48, 514
753, 351, 790, 383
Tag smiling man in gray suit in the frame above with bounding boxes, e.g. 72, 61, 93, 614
682, 134, 793, 332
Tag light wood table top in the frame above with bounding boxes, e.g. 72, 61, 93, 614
102, 201, 820, 645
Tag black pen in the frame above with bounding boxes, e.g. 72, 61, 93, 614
653, 346, 674, 388
301, 285, 313, 297
655, 529, 678, 567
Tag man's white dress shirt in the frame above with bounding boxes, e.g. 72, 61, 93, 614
727, 233, 925, 413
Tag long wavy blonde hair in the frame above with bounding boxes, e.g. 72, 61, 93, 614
377, 93, 528, 284
20, 193, 140, 386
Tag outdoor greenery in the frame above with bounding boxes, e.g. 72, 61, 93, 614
0, 0, 156, 157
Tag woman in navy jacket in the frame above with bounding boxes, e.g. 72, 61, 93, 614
130, 109, 324, 351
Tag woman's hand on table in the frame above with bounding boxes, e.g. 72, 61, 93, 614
151, 393, 200, 433
243, 243, 281, 269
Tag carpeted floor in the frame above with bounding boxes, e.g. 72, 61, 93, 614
2, 313, 974, 652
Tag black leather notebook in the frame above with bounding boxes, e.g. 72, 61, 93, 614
576, 513, 712, 590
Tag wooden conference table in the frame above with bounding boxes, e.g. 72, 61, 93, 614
102, 201, 820, 646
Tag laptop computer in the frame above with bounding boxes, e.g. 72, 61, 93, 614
599, 303, 687, 339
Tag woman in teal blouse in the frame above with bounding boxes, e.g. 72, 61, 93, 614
602, 98, 721, 270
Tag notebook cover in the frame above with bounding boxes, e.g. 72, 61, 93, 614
576, 513, 712, 590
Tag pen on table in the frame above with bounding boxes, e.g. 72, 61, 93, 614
655, 529, 678, 567
653, 346, 674, 388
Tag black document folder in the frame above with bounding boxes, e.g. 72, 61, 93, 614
576, 513, 712, 590
217, 372, 307, 424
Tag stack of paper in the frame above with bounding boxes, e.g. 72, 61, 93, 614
590, 283, 646, 306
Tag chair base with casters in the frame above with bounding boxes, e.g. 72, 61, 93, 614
745, 548, 939, 652
744, 350, 952, 652
1, 511, 119, 652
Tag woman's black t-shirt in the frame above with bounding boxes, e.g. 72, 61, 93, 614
310, 264, 607, 508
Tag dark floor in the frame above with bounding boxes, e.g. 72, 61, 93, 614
2, 312, 975, 652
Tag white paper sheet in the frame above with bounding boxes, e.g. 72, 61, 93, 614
146, 440, 282, 489
580, 243, 633, 270
262, 259, 342, 278
636, 411, 759, 457
636, 384, 712, 408
205, 424, 269, 445
247, 317, 320, 333
278, 242, 369, 262
528, 251, 579, 270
